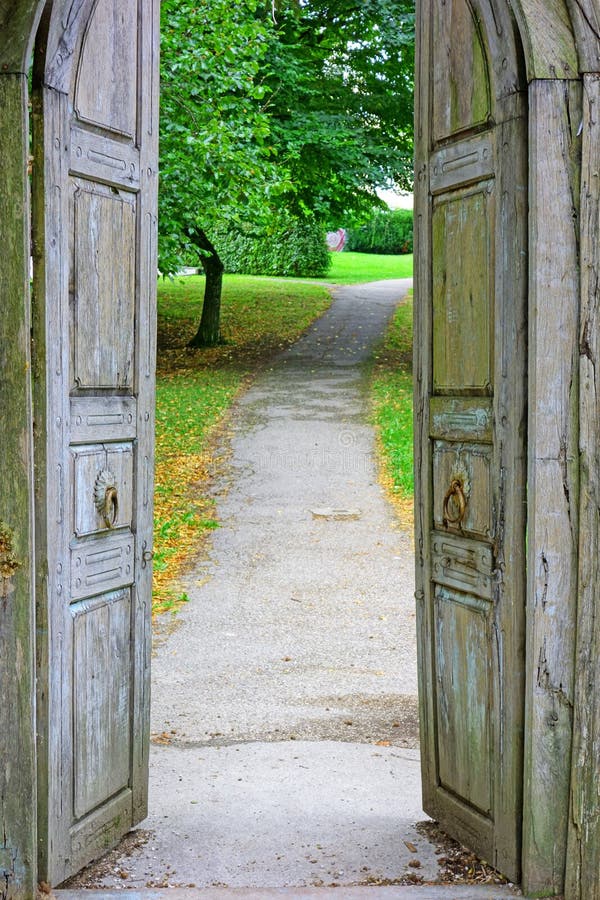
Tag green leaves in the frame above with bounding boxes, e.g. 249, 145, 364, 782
159, 0, 415, 275
159, 0, 281, 275
265, 0, 415, 223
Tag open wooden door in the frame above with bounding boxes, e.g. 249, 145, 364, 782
414, 0, 528, 882
32, 0, 159, 884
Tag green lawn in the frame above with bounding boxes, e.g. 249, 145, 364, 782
153, 268, 415, 613
371, 292, 414, 527
153, 274, 331, 613
157, 274, 333, 339
325, 251, 413, 284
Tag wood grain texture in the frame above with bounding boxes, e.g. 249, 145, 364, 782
0, 0, 44, 71
565, 0, 600, 73
33, 0, 159, 883
32, 76, 72, 885
435, 586, 493, 814
483, 105, 528, 886
566, 73, 600, 900
73, 591, 132, 819
510, 0, 578, 79
430, 133, 495, 195
72, 182, 136, 389
415, 0, 528, 884
432, 442, 492, 538
413, 0, 435, 837
74, 0, 138, 136
431, 531, 493, 600
0, 73, 37, 900
132, 0, 159, 826
521, 78, 582, 898
432, 187, 493, 393
432, 0, 490, 141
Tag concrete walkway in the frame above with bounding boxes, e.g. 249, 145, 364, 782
62, 280, 519, 898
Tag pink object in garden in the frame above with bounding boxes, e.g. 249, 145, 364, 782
326, 228, 347, 252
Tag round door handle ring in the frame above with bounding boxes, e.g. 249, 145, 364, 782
443, 478, 467, 528
94, 469, 119, 530
102, 485, 119, 529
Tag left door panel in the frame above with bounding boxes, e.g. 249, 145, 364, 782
32, 0, 159, 884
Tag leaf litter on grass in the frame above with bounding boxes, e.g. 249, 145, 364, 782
370, 291, 414, 532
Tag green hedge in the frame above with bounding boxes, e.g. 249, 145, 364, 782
216, 215, 331, 278
346, 207, 413, 255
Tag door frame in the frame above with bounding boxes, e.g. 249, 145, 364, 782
414, 0, 600, 896
1, 0, 600, 896
29, 0, 159, 885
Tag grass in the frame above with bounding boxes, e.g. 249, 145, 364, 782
153, 274, 331, 614
153, 259, 415, 614
370, 291, 414, 530
325, 251, 413, 284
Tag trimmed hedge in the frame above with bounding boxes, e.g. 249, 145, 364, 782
216, 215, 331, 278
346, 207, 413, 255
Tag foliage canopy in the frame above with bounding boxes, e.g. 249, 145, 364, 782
159, 0, 414, 342
266, 0, 415, 223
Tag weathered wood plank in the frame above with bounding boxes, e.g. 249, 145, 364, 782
413, 0, 435, 828
510, 0, 578, 80
0, 0, 44, 71
521, 78, 582, 897
429, 397, 492, 444
35, 0, 159, 882
432, 0, 490, 141
430, 133, 495, 196
70, 126, 141, 190
432, 187, 493, 394
431, 531, 493, 600
71, 182, 136, 389
73, 592, 132, 818
0, 72, 37, 900
74, 0, 138, 136
566, 73, 600, 900
132, 0, 159, 824
487, 104, 528, 884
435, 586, 494, 813
564, 0, 600, 73
432, 441, 492, 539
415, 0, 528, 885
31, 76, 72, 883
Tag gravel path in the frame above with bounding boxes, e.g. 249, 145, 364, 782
65, 278, 450, 891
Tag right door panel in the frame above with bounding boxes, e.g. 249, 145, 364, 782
414, 0, 528, 882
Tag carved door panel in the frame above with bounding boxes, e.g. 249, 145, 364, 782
32, 0, 159, 883
414, 0, 527, 882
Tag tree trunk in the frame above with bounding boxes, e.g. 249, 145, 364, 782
188, 228, 224, 348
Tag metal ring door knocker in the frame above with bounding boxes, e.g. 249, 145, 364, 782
94, 469, 119, 529
443, 478, 467, 528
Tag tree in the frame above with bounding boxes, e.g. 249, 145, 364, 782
159, 0, 282, 346
159, 0, 415, 346
266, 0, 415, 224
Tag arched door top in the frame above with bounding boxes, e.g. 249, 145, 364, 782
509, 0, 592, 80
0, 0, 46, 72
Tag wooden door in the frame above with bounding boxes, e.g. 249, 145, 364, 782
414, 0, 528, 882
32, 0, 159, 883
